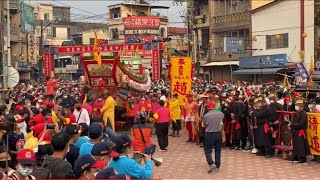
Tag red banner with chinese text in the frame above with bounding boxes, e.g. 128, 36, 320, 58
43, 53, 51, 79
307, 113, 320, 155
152, 48, 160, 81
57, 44, 144, 54
123, 16, 161, 29
170, 57, 193, 105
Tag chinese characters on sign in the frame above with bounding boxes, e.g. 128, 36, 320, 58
170, 57, 193, 105
20, 2, 35, 34
152, 47, 160, 81
123, 17, 161, 28
57, 44, 144, 54
307, 113, 320, 155
296, 62, 309, 82
43, 53, 51, 79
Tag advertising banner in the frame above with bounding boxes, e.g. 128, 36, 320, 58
152, 47, 160, 81
20, 2, 35, 34
43, 53, 51, 79
307, 113, 320, 155
296, 62, 309, 82
123, 16, 161, 28
170, 57, 193, 105
224, 37, 245, 52
57, 44, 144, 54
239, 54, 287, 68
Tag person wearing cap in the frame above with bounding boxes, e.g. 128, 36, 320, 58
289, 98, 310, 164
95, 167, 129, 179
169, 93, 181, 137
91, 142, 119, 164
74, 123, 90, 149
253, 96, 273, 158
73, 154, 107, 179
202, 101, 224, 173
109, 134, 153, 179
101, 91, 116, 130
40, 132, 74, 179
79, 122, 103, 156
64, 124, 81, 168
8, 149, 36, 179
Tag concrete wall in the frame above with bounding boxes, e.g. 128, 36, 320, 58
252, 0, 314, 68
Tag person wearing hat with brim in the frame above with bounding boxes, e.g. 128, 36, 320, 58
95, 167, 129, 179
73, 154, 108, 179
91, 141, 119, 164
253, 95, 273, 158
198, 93, 209, 147
202, 101, 224, 173
8, 149, 36, 179
289, 98, 310, 164
109, 134, 153, 179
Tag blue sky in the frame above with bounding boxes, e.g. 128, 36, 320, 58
27, 0, 186, 27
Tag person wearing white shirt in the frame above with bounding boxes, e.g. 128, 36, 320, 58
74, 102, 90, 125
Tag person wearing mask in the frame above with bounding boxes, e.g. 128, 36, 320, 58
8, 149, 36, 179
74, 123, 90, 149
64, 124, 80, 168
101, 91, 116, 130
202, 102, 224, 173
231, 95, 246, 150
73, 154, 107, 179
73, 101, 90, 126
91, 142, 119, 164
40, 132, 74, 179
79, 122, 103, 156
132, 112, 153, 153
160, 90, 167, 102
253, 96, 273, 158
46, 76, 60, 98
183, 94, 199, 143
109, 134, 153, 179
169, 93, 181, 137
153, 100, 170, 152
125, 94, 137, 131
289, 98, 310, 164
56, 103, 76, 127
95, 167, 129, 179
8, 117, 25, 169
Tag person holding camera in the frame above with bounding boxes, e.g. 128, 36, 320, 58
109, 134, 153, 179
56, 103, 76, 127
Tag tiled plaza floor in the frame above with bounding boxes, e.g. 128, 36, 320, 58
150, 129, 320, 179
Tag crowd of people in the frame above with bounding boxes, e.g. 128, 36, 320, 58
0, 75, 318, 178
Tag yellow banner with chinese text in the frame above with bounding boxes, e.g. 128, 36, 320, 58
170, 57, 193, 105
307, 113, 320, 155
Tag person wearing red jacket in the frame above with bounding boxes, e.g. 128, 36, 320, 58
46, 76, 60, 97
183, 94, 199, 143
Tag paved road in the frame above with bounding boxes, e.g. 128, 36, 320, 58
150, 129, 320, 179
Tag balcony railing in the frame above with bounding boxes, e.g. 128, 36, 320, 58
9, 1, 19, 10
211, 11, 251, 32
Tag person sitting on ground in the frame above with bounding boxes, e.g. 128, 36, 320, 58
109, 134, 153, 179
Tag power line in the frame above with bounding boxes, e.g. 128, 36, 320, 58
52, 0, 98, 16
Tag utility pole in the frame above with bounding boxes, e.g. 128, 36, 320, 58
38, 20, 43, 83
0, 0, 4, 102
18, 0, 21, 67
6, 0, 11, 88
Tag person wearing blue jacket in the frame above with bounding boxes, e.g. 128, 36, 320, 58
109, 134, 153, 179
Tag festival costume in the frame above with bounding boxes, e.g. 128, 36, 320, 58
253, 104, 273, 156
92, 99, 105, 117
101, 96, 116, 130
169, 99, 182, 135
291, 109, 310, 161
183, 101, 199, 142
198, 102, 208, 144
232, 101, 246, 148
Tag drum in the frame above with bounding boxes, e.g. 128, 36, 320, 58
281, 122, 292, 145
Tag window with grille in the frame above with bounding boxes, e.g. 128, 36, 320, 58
266, 33, 289, 49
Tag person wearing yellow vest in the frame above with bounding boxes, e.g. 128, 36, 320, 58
101, 91, 116, 130
169, 93, 181, 137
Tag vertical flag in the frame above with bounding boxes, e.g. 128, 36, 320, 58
283, 74, 288, 89
93, 32, 102, 66
308, 56, 314, 88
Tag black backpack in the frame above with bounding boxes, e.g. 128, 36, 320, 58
32, 157, 64, 179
